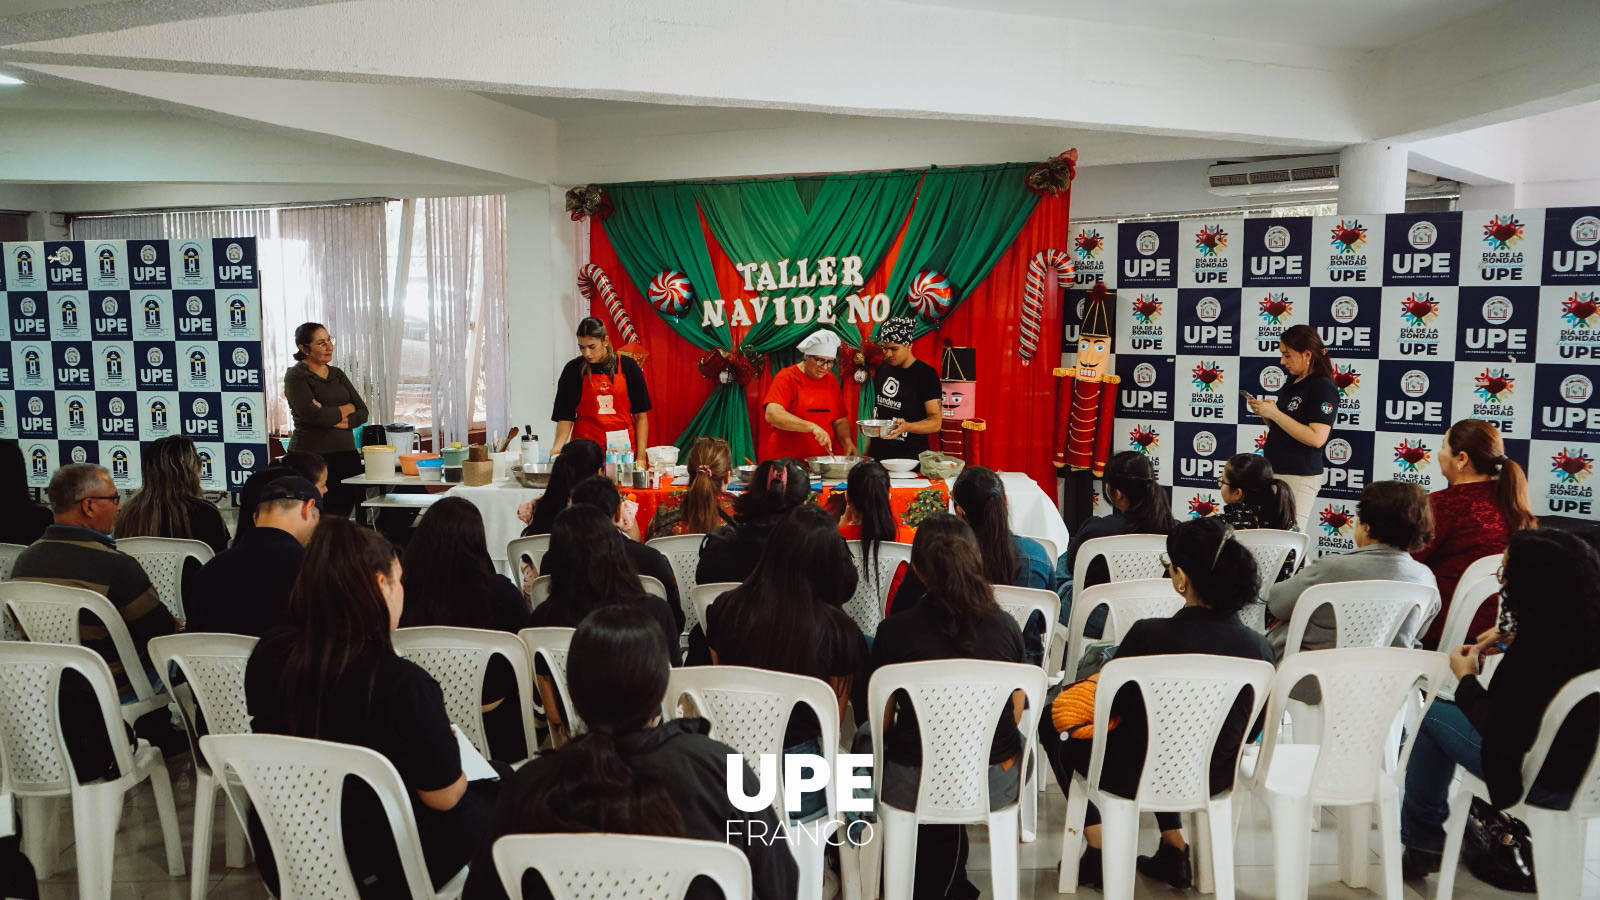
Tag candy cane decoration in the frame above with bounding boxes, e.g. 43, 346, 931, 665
576, 263, 638, 346
1021, 249, 1073, 365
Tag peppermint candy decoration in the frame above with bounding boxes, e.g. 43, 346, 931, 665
1021, 249, 1073, 365
648, 270, 695, 317
576, 263, 637, 345
907, 270, 954, 322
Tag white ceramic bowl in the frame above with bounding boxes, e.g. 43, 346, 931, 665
880, 458, 919, 474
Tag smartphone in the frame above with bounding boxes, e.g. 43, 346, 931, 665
1239, 390, 1255, 402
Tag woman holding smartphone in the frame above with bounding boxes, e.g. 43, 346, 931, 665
1244, 324, 1337, 533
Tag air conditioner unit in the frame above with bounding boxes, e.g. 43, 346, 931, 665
1206, 155, 1341, 197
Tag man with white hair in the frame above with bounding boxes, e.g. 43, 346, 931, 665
760, 328, 855, 461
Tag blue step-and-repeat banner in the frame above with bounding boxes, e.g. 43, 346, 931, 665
0, 237, 268, 492
1065, 207, 1600, 556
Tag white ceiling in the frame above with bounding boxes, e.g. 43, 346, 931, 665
901, 0, 1505, 49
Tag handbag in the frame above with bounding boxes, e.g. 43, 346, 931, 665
1463, 797, 1536, 893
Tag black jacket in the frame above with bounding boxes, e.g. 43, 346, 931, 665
461, 717, 798, 900
187, 526, 303, 636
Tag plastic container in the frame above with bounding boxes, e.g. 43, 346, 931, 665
440, 445, 468, 467
398, 452, 439, 476
646, 445, 680, 469
415, 458, 444, 482
443, 465, 464, 484
361, 445, 397, 479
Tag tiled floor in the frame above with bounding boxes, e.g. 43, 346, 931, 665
30, 751, 1600, 898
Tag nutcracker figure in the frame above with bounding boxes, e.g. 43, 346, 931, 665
1054, 282, 1118, 526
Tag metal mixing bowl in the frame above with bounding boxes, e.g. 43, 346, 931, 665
857, 418, 897, 438
513, 462, 555, 489
735, 464, 758, 485
806, 455, 867, 480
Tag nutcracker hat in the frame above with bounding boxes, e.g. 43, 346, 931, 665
1080, 282, 1111, 339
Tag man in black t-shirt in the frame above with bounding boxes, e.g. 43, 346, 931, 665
866, 317, 943, 461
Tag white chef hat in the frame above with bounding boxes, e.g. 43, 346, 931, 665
796, 329, 842, 358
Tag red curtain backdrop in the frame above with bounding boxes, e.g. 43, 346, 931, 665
589, 184, 1070, 494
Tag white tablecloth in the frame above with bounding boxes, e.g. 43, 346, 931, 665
999, 471, 1071, 561
447, 481, 542, 564
451, 471, 1070, 565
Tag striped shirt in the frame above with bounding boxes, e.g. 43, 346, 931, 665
12, 525, 176, 685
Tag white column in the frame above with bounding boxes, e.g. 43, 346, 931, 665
503, 185, 577, 445
1338, 142, 1408, 215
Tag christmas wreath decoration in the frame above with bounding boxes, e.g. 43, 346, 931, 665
838, 341, 885, 384
697, 349, 760, 386
1025, 148, 1078, 197
564, 185, 612, 221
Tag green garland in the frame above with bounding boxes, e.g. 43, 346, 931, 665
900, 488, 949, 529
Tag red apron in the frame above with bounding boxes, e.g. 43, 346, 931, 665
573, 370, 634, 448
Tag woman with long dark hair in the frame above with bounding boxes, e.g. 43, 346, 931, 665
1245, 323, 1337, 532
1400, 529, 1600, 882
1413, 419, 1536, 647
695, 457, 811, 586
869, 513, 1026, 900
646, 436, 735, 539
1041, 517, 1276, 889
550, 317, 652, 464
114, 434, 229, 553
839, 459, 913, 548
402, 497, 528, 632
529, 505, 679, 664
708, 507, 866, 784
283, 321, 367, 517
245, 518, 492, 894
1063, 450, 1178, 605
460, 604, 799, 900
521, 438, 604, 537
1217, 453, 1297, 531
0, 439, 52, 546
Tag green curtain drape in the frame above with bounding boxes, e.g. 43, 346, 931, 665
691, 181, 808, 266
881, 163, 1039, 340
673, 381, 753, 464
602, 184, 729, 351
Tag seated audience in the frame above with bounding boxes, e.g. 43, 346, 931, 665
461, 604, 799, 900
1267, 480, 1439, 654
1063, 450, 1178, 600
869, 513, 1026, 900
1401, 529, 1600, 881
838, 459, 914, 545
645, 435, 736, 539
1216, 452, 1300, 584
0, 439, 51, 546
1040, 517, 1276, 889
187, 475, 320, 635
114, 435, 230, 554
1413, 419, 1535, 648
530, 505, 680, 665
707, 506, 867, 817
13, 463, 183, 767
520, 439, 604, 537
696, 457, 810, 585
401, 496, 532, 760
232, 451, 328, 546
563, 475, 683, 630
246, 518, 494, 894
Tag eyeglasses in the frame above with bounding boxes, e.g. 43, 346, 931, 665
805, 356, 835, 366
84, 493, 120, 505
1216, 476, 1230, 488
311, 338, 335, 348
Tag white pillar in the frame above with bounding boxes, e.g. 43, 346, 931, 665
1338, 142, 1408, 215
503, 185, 577, 445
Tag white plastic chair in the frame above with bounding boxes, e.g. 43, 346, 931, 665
0, 581, 168, 723
1069, 534, 1169, 607
506, 533, 550, 581
1019, 534, 1060, 567
689, 583, 740, 639
518, 627, 582, 741
491, 833, 752, 900
1232, 529, 1311, 632
1279, 580, 1439, 658
647, 534, 708, 631
201, 733, 468, 899
528, 575, 553, 610
1058, 654, 1274, 899
115, 536, 215, 621
1244, 647, 1446, 899
393, 626, 539, 762
1062, 579, 1185, 682
664, 665, 845, 900
0, 642, 184, 896
1454, 553, 1502, 600
0, 542, 25, 580
1434, 574, 1503, 702
867, 659, 1047, 900
640, 574, 669, 603
993, 584, 1061, 841
148, 632, 256, 900
1436, 669, 1600, 900
846, 540, 913, 635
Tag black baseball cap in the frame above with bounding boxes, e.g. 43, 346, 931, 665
256, 475, 321, 507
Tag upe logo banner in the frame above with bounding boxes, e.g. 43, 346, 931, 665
1243, 287, 1309, 356
1375, 430, 1445, 491
1319, 431, 1374, 499
1313, 215, 1384, 287
1070, 225, 1115, 287
1174, 355, 1238, 423
1541, 207, 1600, 285
725, 753, 873, 849
1176, 290, 1240, 355
43, 242, 86, 291
1309, 288, 1380, 359
1457, 287, 1537, 363
1179, 218, 1242, 287
1328, 358, 1377, 430
1118, 221, 1178, 289
1173, 421, 1236, 489
88, 242, 128, 291
1532, 365, 1600, 441
1461, 209, 1542, 286
1115, 289, 1176, 354
1243, 217, 1312, 287
1114, 417, 1175, 485
1451, 362, 1534, 440
1537, 286, 1600, 364
1377, 360, 1455, 433
48, 294, 88, 340
1115, 355, 1174, 421
1529, 438, 1596, 518
1381, 286, 1458, 360
1383, 212, 1461, 286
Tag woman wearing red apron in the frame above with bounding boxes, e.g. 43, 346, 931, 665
551, 317, 652, 463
